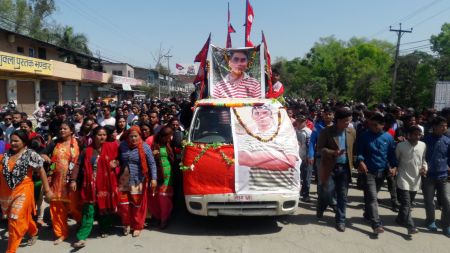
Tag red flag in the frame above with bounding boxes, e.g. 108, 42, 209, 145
193, 34, 211, 98
176, 63, 184, 71
194, 33, 211, 63
226, 2, 236, 48
262, 31, 272, 94
245, 0, 254, 47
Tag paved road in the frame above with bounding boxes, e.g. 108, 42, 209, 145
1, 183, 448, 253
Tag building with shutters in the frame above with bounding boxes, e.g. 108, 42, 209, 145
0, 27, 145, 114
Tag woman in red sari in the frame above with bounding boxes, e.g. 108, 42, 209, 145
118, 126, 157, 237
71, 126, 120, 248
0, 130, 52, 253
149, 126, 175, 229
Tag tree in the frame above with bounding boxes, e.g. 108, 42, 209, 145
276, 36, 394, 104
430, 23, 450, 80
53, 26, 91, 55
28, 0, 55, 39
395, 51, 436, 109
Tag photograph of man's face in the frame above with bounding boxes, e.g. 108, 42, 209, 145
229, 51, 248, 76
251, 106, 273, 131
210, 45, 263, 98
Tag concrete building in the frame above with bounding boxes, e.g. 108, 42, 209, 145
0, 28, 145, 114
103, 63, 134, 78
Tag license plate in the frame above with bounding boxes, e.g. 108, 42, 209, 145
234, 195, 252, 201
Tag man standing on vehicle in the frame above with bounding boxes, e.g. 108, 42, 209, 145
316, 108, 355, 232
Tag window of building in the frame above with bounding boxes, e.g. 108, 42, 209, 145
17, 46, 24, 53
128, 70, 131, 77
112, 70, 123, 76
28, 48, 35, 57
38, 47, 47, 59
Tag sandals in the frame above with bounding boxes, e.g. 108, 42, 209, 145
27, 235, 38, 246
73, 240, 86, 248
123, 226, 130, 236
53, 237, 65, 245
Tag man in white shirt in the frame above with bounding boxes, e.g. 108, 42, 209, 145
395, 125, 427, 235
99, 105, 116, 127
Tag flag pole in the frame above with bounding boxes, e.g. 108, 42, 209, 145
244, 0, 248, 47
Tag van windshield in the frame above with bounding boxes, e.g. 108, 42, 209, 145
190, 106, 233, 144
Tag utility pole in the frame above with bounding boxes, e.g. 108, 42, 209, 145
164, 54, 172, 97
390, 23, 412, 104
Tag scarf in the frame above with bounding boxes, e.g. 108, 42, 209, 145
81, 141, 119, 214
2, 148, 44, 189
123, 126, 149, 179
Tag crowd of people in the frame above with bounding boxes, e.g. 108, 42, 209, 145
291, 99, 449, 236
0, 96, 194, 252
0, 94, 448, 252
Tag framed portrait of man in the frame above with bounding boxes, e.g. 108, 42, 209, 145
209, 45, 265, 99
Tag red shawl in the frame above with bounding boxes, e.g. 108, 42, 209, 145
81, 141, 119, 214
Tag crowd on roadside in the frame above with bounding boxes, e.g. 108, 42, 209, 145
290, 98, 449, 236
0, 93, 448, 252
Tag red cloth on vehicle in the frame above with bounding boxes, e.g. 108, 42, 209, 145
183, 145, 235, 195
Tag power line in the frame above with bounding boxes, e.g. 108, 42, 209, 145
412, 5, 450, 28
369, 0, 442, 38
400, 43, 432, 51
59, 0, 151, 62
400, 39, 429, 45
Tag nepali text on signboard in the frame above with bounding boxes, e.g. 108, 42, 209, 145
0, 51, 53, 76
112, 75, 143, 86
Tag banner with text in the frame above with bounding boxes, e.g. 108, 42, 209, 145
0, 51, 53, 76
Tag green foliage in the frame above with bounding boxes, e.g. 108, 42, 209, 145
431, 23, 450, 80
53, 26, 91, 55
278, 36, 395, 104
0, 0, 91, 56
395, 51, 436, 109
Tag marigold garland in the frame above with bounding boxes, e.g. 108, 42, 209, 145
232, 107, 282, 143
179, 142, 234, 171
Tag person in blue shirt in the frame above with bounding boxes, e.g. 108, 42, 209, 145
422, 116, 450, 237
308, 107, 336, 210
356, 113, 398, 235
316, 108, 356, 232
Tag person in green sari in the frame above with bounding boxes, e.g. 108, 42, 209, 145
149, 126, 175, 229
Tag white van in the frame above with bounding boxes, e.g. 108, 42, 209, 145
182, 98, 301, 216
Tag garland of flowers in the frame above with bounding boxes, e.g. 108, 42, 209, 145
232, 108, 282, 143
179, 142, 234, 171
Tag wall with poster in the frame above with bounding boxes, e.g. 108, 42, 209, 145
209, 45, 264, 99
231, 102, 300, 194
